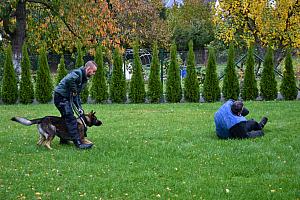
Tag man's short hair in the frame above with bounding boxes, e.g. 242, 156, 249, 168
85, 60, 97, 68
231, 101, 244, 115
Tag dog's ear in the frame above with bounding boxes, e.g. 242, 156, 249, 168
93, 111, 96, 115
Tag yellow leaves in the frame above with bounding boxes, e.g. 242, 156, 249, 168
214, 0, 300, 48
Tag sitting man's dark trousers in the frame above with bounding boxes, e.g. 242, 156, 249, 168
54, 66, 93, 149
214, 99, 268, 139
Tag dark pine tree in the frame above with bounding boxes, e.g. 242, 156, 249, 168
75, 42, 89, 103
129, 41, 146, 103
148, 42, 163, 103
222, 43, 239, 100
110, 47, 126, 103
56, 55, 68, 85
1, 45, 18, 104
260, 47, 277, 100
166, 42, 182, 103
242, 45, 258, 100
35, 46, 53, 103
91, 45, 109, 103
203, 47, 220, 102
280, 50, 297, 100
19, 43, 34, 104
184, 40, 199, 102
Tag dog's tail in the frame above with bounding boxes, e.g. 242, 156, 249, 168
11, 117, 42, 126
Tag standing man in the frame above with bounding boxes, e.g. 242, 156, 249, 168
54, 61, 97, 149
214, 99, 268, 139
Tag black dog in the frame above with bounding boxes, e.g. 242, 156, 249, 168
11, 111, 102, 149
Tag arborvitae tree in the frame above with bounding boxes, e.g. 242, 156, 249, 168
19, 43, 34, 104
1, 45, 18, 104
110, 48, 126, 103
75, 42, 89, 103
166, 42, 182, 103
280, 50, 297, 100
260, 47, 277, 100
129, 41, 146, 103
242, 45, 258, 100
148, 42, 163, 103
203, 47, 220, 102
184, 40, 199, 102
90, 45, 108, 103
56, 55, 67, 85
35, 46, 53, 103
222, 43, 239, 100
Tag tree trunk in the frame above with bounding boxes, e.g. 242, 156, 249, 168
12, 0, 26, 75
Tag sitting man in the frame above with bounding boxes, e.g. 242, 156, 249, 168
214, 99, 268, 139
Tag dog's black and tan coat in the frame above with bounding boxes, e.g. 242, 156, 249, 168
11, 111, 102, 149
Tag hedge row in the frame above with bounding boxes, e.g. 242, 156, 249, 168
0, 43, 298, 104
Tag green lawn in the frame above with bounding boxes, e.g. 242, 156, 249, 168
0, 101, 299, 199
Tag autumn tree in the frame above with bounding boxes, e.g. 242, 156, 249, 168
168, 0, 214, 50
222, 43, 239, 100
109, 0, 171, 47
214, 0, 300, 66
203, 47, 220, 102
0, 0, 120, 70
260, 47, 277, 100
19, 43, 34, 104
129, 42, 146, 103
280, 50, 298, 100
148, 42, 163, 103
90, 45, 109, 103
35, 46, 53, 103
1, 45, 18, 104
241, 46, 258, 100
166, 42, 182, 103
56, 55, 68, 85
184, 40, 199, 102
110, 48, 126, 103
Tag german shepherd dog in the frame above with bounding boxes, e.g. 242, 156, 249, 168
11, 111, 102, 149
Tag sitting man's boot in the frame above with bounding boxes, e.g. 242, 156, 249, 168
73, 139, 93, 149
259, 117, 268, 129
59, 138, 70, 145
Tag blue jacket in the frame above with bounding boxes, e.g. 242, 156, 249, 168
214, 100, 246, 138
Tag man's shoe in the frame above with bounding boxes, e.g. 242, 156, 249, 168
259, 117, 268, 129
73, 139, 93, 149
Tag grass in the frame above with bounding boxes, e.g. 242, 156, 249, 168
0, 101, 299, 199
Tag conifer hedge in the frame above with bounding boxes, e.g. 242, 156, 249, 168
76, 42, 89, 103
129, 42, 146, 103
110, 48, 126, 103
35, 46, 53, 103
19, 43, 34, 104
280, 50, 297, 100
184, 40, 199, 102
241, 45, 258, 100
56, 55, 67, 85
90, 45, 108, 103
203, 47, 220, 102
166, 42, 182, 103
260, 47, 277, 100
222, 43, 239, 100
148, 42, 163, 103
1, 45, 18, 104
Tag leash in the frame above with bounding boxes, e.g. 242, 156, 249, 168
70, 94, 88, 133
